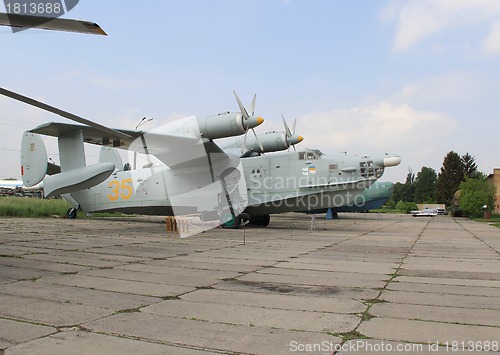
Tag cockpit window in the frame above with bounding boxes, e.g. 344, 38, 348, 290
299, 150, 323, 160
306, 152, 316, 160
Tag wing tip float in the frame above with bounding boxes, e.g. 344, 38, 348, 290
0, 12, 107, 36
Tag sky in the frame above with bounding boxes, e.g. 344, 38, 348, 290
1, 0, 500, 183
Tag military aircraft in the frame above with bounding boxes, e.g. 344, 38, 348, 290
0, 14, 401, 235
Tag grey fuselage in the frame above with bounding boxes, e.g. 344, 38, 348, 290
69, 149, 385, 218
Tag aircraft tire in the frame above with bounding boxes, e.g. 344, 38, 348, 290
66, 208, 77, 219
249, 214, 270, 227
221, 214, 242, 229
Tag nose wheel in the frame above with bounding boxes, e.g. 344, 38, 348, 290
66, 207, 77, 219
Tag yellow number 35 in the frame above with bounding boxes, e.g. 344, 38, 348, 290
107, 178, 133, 201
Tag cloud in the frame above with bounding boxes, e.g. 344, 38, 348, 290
381, 0, 500, 52
297, 101, 456, 182
482, 21, 500, 54
396, 72, 484, 103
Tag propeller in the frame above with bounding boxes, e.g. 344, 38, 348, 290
234, 91, 264, 154
281, 114, 303, 151
233, 91, 263, 129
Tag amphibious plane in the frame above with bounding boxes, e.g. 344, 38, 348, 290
0, 14, 401, 234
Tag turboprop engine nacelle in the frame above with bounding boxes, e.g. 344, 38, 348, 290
197, 112, 264, 140
243, 131, 304, 153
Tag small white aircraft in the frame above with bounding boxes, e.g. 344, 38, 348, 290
0, 179, 23, 190
0, 179, 42, 193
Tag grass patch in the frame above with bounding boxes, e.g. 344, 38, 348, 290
0, 196, 131, 218
328, 330, 369, 342
473, 214, 500, 223
0, 196, 71, 217
472, 214, 500, 228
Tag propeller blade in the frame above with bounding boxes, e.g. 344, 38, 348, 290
241, 125, 250, 154
233, 90, 249, 120
252, 127, 264, 153
292, 118, 297, 135
281, 113, 292, 137
249, 94, 256, 116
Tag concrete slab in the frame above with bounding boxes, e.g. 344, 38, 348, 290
238, 271, 386, 288
396, 275, 500, 288
180, 289, 366, 313
274, 260, 398, 275
0, 293, 115, 327
380, 290, 500, 310
387, 281, 500, 297
80, 268, 225, 288
341, 339, 495, 354
5, 331, 213, 355
1, 213, 499, 354
39, 274, 194, 297
147, 258, 263, 272
0, 318, 55, 350
143, 299, 359, 332
358, 318, 500, 345
0, 281, 161, 310
370, 302, 500, 327
85, 312, 342, 355
213, 279, 380, 300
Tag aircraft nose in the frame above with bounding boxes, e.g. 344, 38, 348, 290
383, 155, 401, 167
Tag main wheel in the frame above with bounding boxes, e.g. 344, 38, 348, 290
249, 214, 270, 227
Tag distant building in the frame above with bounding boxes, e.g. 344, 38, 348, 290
487, 168, 500, 214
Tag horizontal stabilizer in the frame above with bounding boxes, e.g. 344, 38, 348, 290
0, 13, 107, 35
30, 122, 140, 148
43, 162, 115, 198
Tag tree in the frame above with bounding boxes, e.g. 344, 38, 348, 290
459, 174, 495, 218
436, 151, 465, 206
462, 153, 478, 179
414, 167, 437, 203
385, 169, 415, 208
402, 169, 416, 202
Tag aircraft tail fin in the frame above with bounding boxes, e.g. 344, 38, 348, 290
21, 130, 115, 198
21, 132, 48, 187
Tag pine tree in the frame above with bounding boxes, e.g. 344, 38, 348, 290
436, 151, 465, 206
462, 153, 478, 179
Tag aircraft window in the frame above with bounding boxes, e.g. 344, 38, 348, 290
306, 152, 316, 160
314, 150, 324, 157
329, 164, 338, 172
360, 160, 379, 178
299, 152, 306, 160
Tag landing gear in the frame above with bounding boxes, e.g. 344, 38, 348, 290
66, 208, 77, 219
221, 213, 250, 229
248, 214, 270, 227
